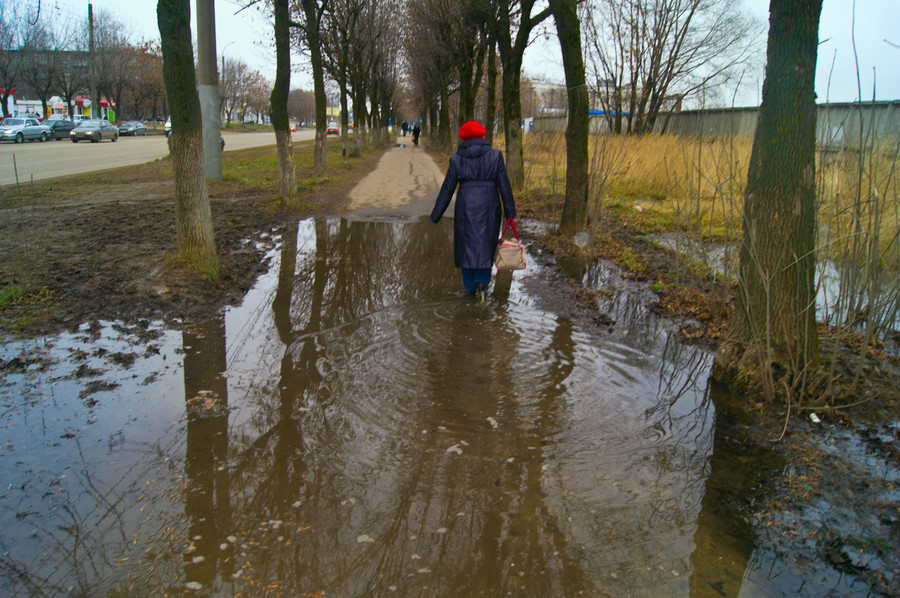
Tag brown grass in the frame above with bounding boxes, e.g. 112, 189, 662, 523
521, 131, 900, 266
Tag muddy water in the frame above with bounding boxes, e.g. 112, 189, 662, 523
1, 216, 865, 597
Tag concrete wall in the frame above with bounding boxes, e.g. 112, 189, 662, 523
533, 101, 900, 148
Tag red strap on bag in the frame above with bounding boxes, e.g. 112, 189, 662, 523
499, 217, 519, 240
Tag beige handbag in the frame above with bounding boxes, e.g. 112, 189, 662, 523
495, 218, 526, 270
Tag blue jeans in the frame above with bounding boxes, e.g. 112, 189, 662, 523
461, 268, 491, 293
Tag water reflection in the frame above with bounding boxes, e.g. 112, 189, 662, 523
182, 315, 233, 586
0, 217, 804, 596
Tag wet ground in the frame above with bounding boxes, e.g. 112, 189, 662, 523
1, 140, 898, 596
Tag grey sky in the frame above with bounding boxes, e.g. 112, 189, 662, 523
50, 0, 900, 106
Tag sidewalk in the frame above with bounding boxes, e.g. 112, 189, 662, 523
346, 136, 446, 219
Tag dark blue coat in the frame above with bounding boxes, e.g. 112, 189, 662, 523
431, 139, 517, 269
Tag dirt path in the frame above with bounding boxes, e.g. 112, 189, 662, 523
346, 136, 446, 218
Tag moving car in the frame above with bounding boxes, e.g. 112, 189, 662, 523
0, 117, 50, 143
118, 121, 148, 136
70, 119, 118, 143
47, 119, 76, 140
326, 122, 339, 136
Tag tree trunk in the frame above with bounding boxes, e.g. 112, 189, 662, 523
502, 67, 525, 190
493, 1, 551, 190
713, 0, 822, 397
439, 81, 451, 151
339, 82, 349, 161
301, 0, 327, 178
550, 0, 591, 235
157, 0, 220, 279
485, 39, 497, 143
352, 90, 365, 157
270, 0, 297, 204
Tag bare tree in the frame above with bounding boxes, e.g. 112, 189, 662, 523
287, 88, 315, 123
94, 10, 136, 120
220, 56, 248, 124
271, 0, 298, 203
20, 11, 66, 120
56, 48, 89, 120
492, 0, 552, 189
406, 0, 462, 150
246, 73, 272, 121
125, 42, 164, 119
322, 0, 363, 159
549, 0, 590, 235
713, 0, 822, 399
157, 0, 220, 279
0, 1, 43, 117
347, 0, 380, 155
291, 0, 329, 178
583, 0, 760, 134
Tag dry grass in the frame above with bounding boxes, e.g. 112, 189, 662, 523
522, 132, 753, 240
819, 137, 900, 268
522, 131, 900, 267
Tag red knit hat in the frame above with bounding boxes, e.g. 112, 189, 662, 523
458, 120, 486, 141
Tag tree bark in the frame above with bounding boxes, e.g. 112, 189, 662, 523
713, 0, 822, 397
300, 0, 328, 178
502, 67, 525, 189
493, 1, 552, 191
550, 0, 591, 235
485, 38, 497, 143
352, 89, 366, 157
271, 0, 297, 204
157, 0, 220, 279
439, 80, 451, 151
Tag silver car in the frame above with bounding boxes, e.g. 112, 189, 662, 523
0, 117, 51, 143
118, 120, 148, 136
70, 119, 119, 143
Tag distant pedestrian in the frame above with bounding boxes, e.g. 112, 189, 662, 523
401, 121, 408, 136
412, 123, 420, 147
431, 120, 517, 295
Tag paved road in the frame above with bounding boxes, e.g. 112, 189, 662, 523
0, 129, 315, 188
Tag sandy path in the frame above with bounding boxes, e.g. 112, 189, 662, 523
346, 136, 448, 218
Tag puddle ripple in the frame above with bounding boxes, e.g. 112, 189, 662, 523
0, 217, 848, 596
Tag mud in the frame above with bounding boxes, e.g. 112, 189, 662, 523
0, 152, 379, 335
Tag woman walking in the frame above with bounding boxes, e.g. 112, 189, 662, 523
431, 120, 517, 295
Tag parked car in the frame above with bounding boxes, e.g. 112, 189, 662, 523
118, 120, 148, 136
0, 117, 50, 143
163, 117, 224, 150
70, 119, 118, 143
326, 123, 339, 136
47, 119, 76, 140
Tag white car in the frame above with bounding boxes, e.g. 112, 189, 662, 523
0, 117, 51, 143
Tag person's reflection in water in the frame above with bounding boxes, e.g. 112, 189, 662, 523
411, 282, 594, 595
182, 315, 233, 588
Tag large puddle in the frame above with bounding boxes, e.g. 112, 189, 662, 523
0, 217, 872, 596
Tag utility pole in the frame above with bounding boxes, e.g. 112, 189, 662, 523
196, 0, 222, 180
88, 3, 99, 119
